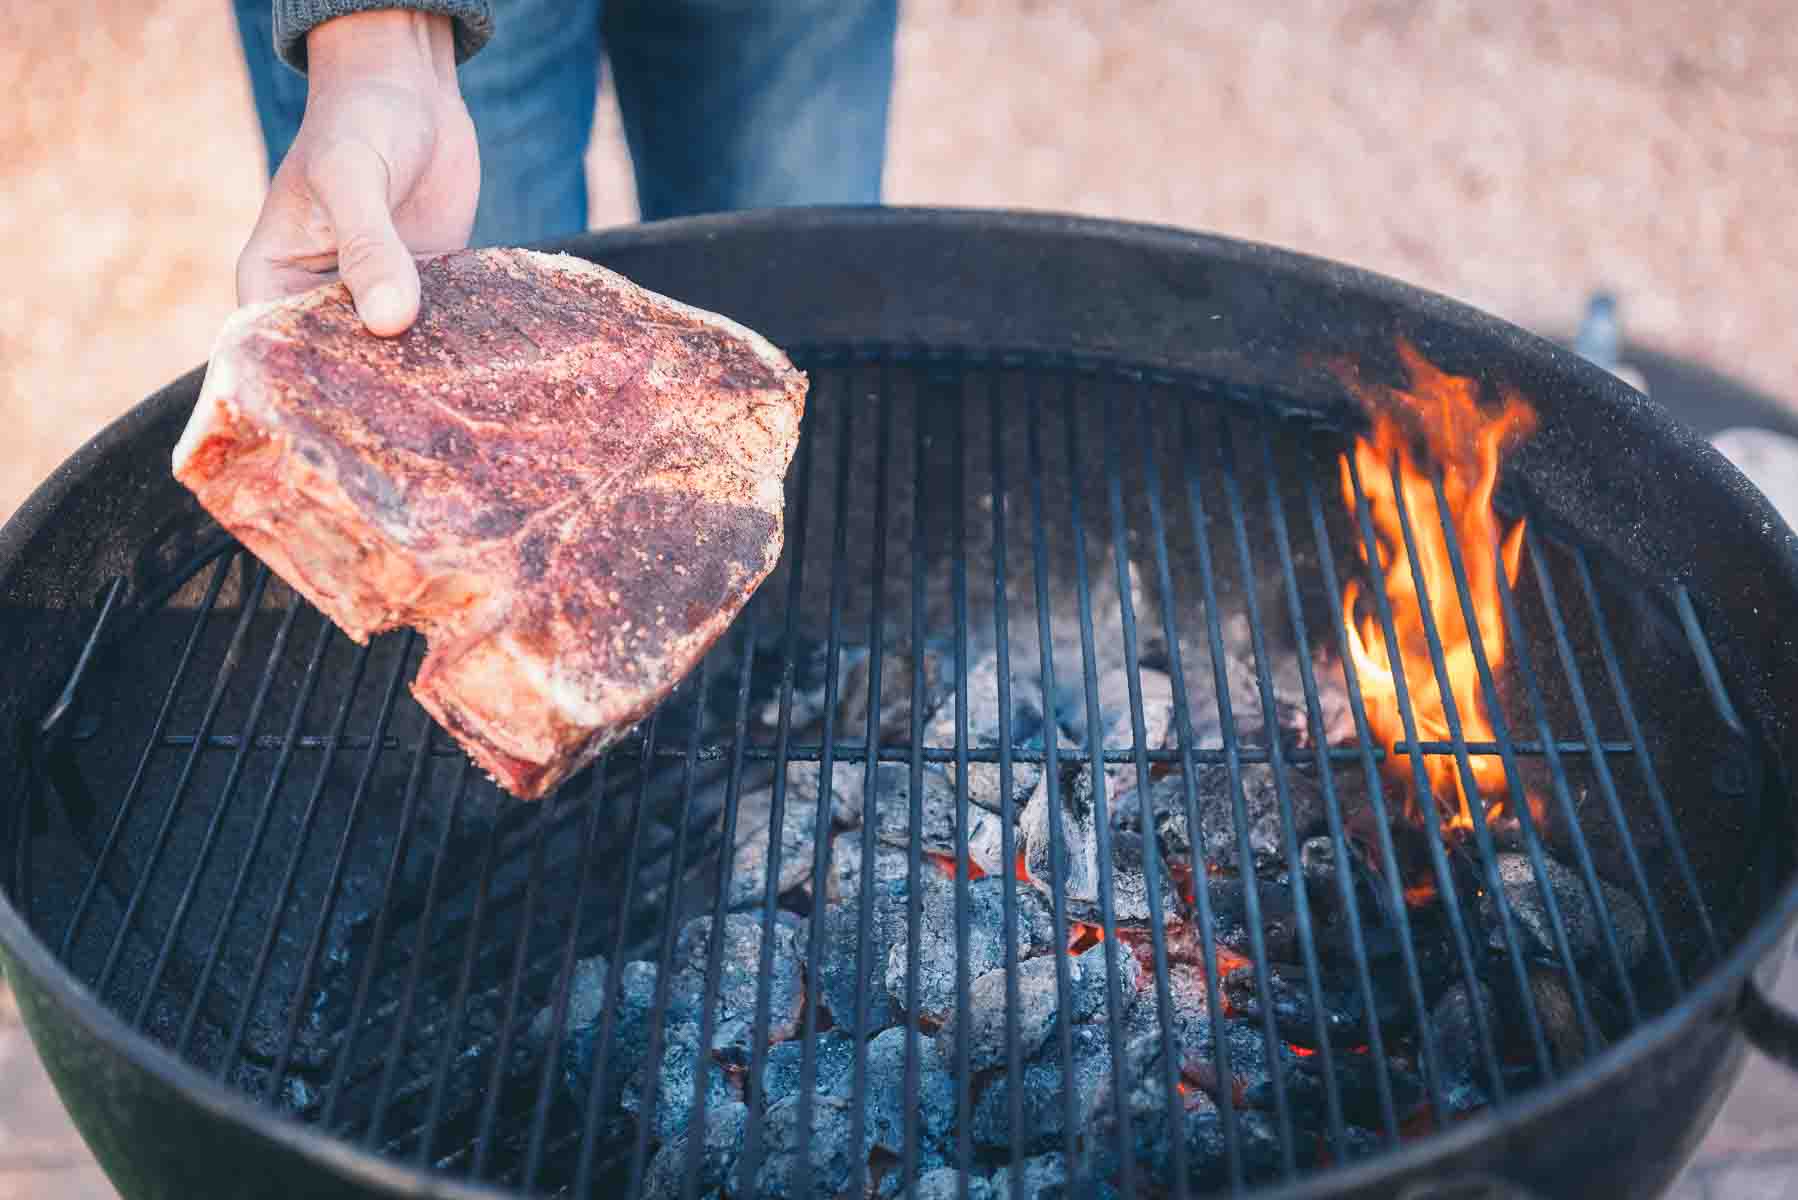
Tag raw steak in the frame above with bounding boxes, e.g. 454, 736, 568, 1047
173, 248, 807, 799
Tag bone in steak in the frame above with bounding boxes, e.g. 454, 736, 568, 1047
171, 248, 807, 799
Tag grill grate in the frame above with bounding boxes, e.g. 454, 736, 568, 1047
12, 347, 1752, 1198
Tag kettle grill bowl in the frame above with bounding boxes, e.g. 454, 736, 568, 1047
1, 209, 1795, 1200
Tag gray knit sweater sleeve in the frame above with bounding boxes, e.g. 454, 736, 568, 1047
273, 0, 494, 72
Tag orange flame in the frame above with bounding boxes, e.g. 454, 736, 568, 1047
1068, 921, 1106, 953
924, 851, 987, 880
1403, 880, 1439, 908
1336, 340, 1538, 835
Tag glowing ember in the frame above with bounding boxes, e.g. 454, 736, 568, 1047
1403, 880, 1439, 908
1068, 921, 1105, 953
1286, 1042, 1318, 1058
1336, 339, 1539, 836
923, 851, 986, 880
1212, 946, 1253, 978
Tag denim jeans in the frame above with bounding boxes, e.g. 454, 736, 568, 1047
232, 0, 899, 246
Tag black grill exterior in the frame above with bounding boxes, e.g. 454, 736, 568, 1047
1, 210, 1794, 1200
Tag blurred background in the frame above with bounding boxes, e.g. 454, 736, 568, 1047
1, 0, 1796, 523
1, 3, 1795, 1198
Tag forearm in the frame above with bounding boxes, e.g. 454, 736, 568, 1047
272, 0, 493, 72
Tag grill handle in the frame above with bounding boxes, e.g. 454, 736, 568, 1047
1737, 976, 1798, 1071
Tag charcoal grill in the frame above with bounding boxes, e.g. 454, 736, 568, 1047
2, 209, 1796, 1200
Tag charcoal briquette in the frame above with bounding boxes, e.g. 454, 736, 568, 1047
885, 875, 1055, 1025
744, 1092, 866, 1198
642, 1098, 746, 1200
622, 1020, 737, 1144
1478, 852, 1648, 970
561, 956, 658, 1113
926, 653, 1049, 814
1428, 979, 1498, 1112
864, 1024, 957, 1155
838, 644, 951, 744
915, 1165, 998, 1200
668, 911, 807, 1052
817, 875, 912, 1033
757, 1029, 857, 1106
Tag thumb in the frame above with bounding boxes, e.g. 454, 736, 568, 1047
307, 140, 420, 337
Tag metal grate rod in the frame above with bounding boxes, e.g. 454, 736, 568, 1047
1104, 382, 1192, 1198
1143, 388, 1248, 1186
176, 609, 335, 1058
1063, 375, 1140, 1195
96, 563, 271, 1000
61, 549, 237, 962
266, 630, 420, 1094
1423, 467, 1606, 1057
132, 579, 298, 1027
1374, 451, 1556, 1079
1530, 533, 1687, 988
1023, 374, 1083, 1184
841, 360, 895, 1200
1491, 537, 1644, 1024
1216, 414, 1347, 1152
1340, 448, 1510, 1105
735, 394, 821, 1198
1255, 414, 1402, 1144
1577, 555, 1718, 959
988, 367, 1028, 1195
1181, 400, 1297, 1178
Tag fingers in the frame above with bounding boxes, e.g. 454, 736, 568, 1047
307, 139, 421, 336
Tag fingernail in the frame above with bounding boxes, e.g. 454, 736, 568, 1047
362, 283, 408, 333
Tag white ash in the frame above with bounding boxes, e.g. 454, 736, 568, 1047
837, 643, 951, 745
555, 956, 659, 1114
935, 942, 1141, 1072
726, 794, 824, 910
819, 829, 911, 906
924, 653, 1049, 814
1478, 852, 1648, 970
884, 874, 1056, 1025
622, 1020, 738, 1143
972, 1021, 1133, 1156
1017, 761, 1180, 927
863, 1024, 957, 1156
869, 762, 962, 854
814, 876, 913, 1034
756, 1028, 857, 1105
742, 1092, 866, 1199
914, 1166, 998, 1200
1055, 665, 1179, 798
990, 1152, 1078, 1200
642, 1098, 745, 1200
667, 912, 807, 1052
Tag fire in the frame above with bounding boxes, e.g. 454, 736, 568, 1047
1068, 922, 1105, 953
1403, 880, 1438, 908
1336, 339, 1538, 835
923, 852, 986, 880
1212, 946, 1253, 978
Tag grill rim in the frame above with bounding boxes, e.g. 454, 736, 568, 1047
2, 206, 1795, 1200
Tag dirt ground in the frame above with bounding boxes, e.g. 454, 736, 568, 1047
0, 4, 1796, 1193
0, 0, 1794, 522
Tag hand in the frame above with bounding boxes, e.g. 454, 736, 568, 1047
237, 10, 479, 336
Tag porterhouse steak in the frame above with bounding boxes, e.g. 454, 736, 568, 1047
172, 248, 807, 799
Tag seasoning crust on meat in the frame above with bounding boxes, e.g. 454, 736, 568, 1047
173, 248, 807, 798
